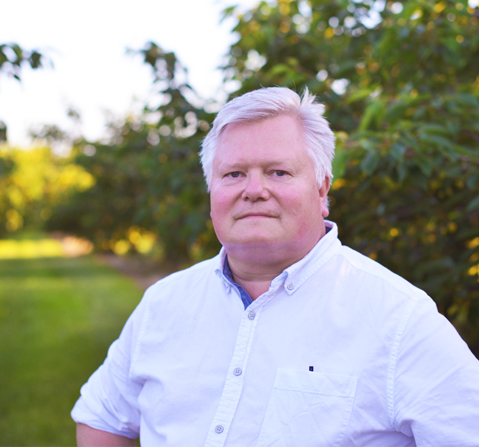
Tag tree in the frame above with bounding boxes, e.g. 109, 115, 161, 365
0, 43, 48, 142
47, 43, 220, 262
0, 43, 46, 82
0, 146, 94, 237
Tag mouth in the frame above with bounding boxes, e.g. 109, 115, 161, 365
236, 213, 277, 220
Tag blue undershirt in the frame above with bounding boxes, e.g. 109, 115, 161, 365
223, 257, 253, 310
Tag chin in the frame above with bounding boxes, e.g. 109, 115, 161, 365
225, 236, 285, 253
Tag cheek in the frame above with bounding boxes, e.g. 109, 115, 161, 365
210, 191, 230, 221
287, 193, 323, 228
210, 193, 234, 245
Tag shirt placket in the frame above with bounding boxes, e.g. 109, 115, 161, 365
203, 299, 264, 447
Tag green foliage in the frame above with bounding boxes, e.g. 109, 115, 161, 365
0, 255, 142, 446
0, 121, 6, 143
0, 146, 94, 237
0, 43, 48, 142
0, 42, 46, 83
47, 42, 221, 261
222, 0, 479, 351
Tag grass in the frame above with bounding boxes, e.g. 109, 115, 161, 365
0, 255, 143, 446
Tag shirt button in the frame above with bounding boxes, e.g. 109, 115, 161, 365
287, 282, 294, 290
248, 311, 256, 320
233, 367, 242, 376
215, 425, 224, 434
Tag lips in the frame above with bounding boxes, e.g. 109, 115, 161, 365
236, 213, 277, 219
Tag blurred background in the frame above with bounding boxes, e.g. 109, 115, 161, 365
1, 0, 478, 445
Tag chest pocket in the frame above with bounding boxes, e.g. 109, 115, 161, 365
256, 368, 357, 447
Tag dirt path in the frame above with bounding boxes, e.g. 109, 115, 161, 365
96, 254, 172, 290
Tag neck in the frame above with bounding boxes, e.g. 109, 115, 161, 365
225, 241, 320, 300
227, 255, 283, 300
224, 224, 328, 300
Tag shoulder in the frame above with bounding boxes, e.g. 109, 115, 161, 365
141, 254, 222, 305
320, 221, 427, 304
333, 245, 429, 304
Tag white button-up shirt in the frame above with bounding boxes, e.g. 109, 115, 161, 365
71, 222, 479, 446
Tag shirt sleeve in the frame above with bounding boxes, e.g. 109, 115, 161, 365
392, 296, 479, 446
71, 287, 152, 439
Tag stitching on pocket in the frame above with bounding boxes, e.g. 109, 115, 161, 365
273, 368, 357, 397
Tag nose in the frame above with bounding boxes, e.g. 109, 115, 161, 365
242, 171, 270, 202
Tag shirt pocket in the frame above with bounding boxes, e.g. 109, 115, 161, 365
256, 368, 357, 447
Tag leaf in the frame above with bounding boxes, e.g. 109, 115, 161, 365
359, 101, 384, 131
398, 134, 418, 150
220, 5, 239, 23
360, 151, 380, 174
416, 257, 455, 276
268, 64, 291, 76
391, 143, 407, 160
414, 157, 433, 176
347, 88, 374, 104
466, 196, 479, 212
466, 174, 479, 190
332, 142, 346, 179
451, 144, 478, 159
396, 163, 407, 182
420, 124, 452, 136
448, 93, 479, 109
418, 134, 458, 160
385, 102, 409, 123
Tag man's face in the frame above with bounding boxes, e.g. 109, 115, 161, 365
210, 114, 330, 263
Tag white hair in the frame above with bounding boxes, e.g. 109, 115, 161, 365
200, 87, 335, 190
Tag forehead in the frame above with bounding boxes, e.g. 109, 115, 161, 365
215, 115, 306, 162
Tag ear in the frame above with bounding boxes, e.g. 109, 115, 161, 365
319, 176, 331, 218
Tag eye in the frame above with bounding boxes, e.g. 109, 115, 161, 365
227, 171, 241, 178
274, 170, 287, 177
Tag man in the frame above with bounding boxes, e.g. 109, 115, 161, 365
72, 87, 479, 446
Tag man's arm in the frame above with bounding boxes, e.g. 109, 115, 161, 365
72, 293, 152, 443
76, 423, 137, 447
393, 298, 479, 444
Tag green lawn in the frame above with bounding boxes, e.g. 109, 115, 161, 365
0, 255, 143, 446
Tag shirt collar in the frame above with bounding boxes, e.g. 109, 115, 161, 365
215, 220, 341, 296
279, 220, 340, 294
